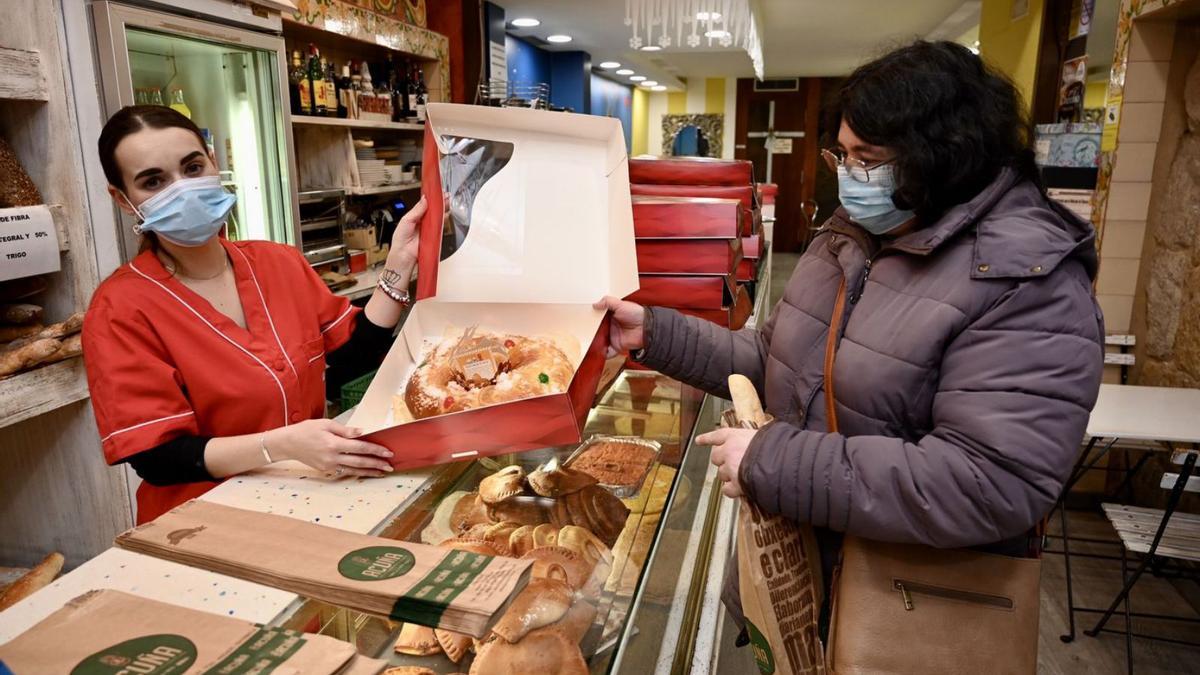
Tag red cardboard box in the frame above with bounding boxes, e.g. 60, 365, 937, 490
630, 157, 754, 186
636, 238, 742, 276
627, 273, 737, 310
631, 183, 758, 214
632, 197, 745, 238
678, 283, 753, 329
349, 104, 638, 468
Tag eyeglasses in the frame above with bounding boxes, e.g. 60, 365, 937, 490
821, 148, 894, 183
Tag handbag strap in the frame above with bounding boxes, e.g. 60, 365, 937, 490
823, 277, 849, 435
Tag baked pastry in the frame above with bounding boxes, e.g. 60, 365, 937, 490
527, 461, 598, 498
400, 329, 574, 420
490, 575, 574, 643
469, 627, 587, 675
550, 485, 630, 547
480, 465, 525, 505
0, 552, 63, 611
394, 623, 441, 656
569, 438, 657, 490
0, 135, 42, 208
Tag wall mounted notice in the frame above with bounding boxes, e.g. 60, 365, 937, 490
770, 138, 794, 154
0, 205, 60, 282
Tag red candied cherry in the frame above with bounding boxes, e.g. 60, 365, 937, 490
443, 396, 455, 408
504, 339, 515, 349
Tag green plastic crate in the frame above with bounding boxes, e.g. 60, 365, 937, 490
340, 369, 378, 411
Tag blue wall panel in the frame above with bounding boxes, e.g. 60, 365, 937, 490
505, 35, 550, 88
591, 74, 633, 151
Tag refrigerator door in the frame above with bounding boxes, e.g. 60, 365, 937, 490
92, 1, 300, 260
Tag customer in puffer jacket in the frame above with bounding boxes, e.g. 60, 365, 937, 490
596, 40, 1104, 631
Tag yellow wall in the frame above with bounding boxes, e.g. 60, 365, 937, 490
704, 77, 725, 114
1084, 79, 1107, 109
979, 0, 1046, 111
667, 90, 687, 114
631, 87, 649, 156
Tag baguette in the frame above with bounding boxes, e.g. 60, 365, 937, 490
0, 338, 59, 377
41, 333, 82, 364
0, 303, 42, 325
1, 312, 84, 351
0, 553, 64, 611
727, 374, 768, 427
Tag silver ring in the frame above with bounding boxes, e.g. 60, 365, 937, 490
333, 467, 344, 477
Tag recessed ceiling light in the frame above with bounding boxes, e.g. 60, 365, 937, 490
696, 11, 721, 20
640, 45, 662, 51
704, 30, 730, 39
652, 85, 667, 91
641, 80, 659, 87
629, 75, 646, 82
599, 61, 621, 69
615, 68, 635, 75
510, 17, 540, 27
546, 34, 572, 43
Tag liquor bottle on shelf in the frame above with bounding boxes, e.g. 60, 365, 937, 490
323, 57, 337, 118
289, 50, 310, 115
415, 65, 428, 123
308, 44, 327, 116
337, 63, 351, 118
169, 86, 193, 119
397, 60, 411, 120
150, 87, 165, 106
406, 63, 419, 121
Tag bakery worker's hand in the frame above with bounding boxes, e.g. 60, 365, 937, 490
697, 427, 757, 498
387, 195, 427, 273
267, 419, 394, 478
593, 296, 646, 358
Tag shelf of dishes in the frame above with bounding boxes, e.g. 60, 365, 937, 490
269, 371, 714, 673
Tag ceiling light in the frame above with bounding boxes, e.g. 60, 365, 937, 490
629, 75, 646, 81
546, 34, 572, 43
641, 81, 659, 87
510, 17, 540, 27
652, 86, 667, 91
615, 68, 635, 75
640, 45, 662, 51
696, 11, 721, 21
599, 61, 621, 69
704, 30, 730, 39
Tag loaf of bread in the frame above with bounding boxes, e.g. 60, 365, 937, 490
0, 135, 42, 208
0, 338, 59, 377
0, 553, 64, 611
41, 333, 82, 364
0, 304, 42, 325
0, 323, 42, 343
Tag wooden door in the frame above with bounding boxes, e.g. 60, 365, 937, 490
734, 78, 821, 252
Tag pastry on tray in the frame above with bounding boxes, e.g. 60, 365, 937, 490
567, 437, 658, 494
398, 327, 575, 420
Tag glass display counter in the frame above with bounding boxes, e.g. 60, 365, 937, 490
269, 369, 727, 673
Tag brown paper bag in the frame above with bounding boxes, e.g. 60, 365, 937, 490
115, 500, 532, 638
0, 589, 385, 674
736, 499, 826, 675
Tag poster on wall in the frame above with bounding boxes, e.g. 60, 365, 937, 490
1057, 56, 1088, 123
1069, 0, 1095, 39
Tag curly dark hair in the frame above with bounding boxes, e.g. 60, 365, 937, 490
829, 40, 1039, 221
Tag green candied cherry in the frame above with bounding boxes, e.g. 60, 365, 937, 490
538, 372, 549, 385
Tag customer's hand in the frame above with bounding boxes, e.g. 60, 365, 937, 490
593, 296, 646, 357
697, 428, 757, 497
387, 195, 426, 272
268, 419, 394, 478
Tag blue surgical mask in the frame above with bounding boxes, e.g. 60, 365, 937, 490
837, 164, 914, 235
125, 175, 236, 247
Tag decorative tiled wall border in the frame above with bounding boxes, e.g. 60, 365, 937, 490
290, 0, 448, 100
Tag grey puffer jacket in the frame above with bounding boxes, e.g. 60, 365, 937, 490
639, 168, 1104, 623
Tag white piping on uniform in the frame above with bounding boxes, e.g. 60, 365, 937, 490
101, 411, 195, 443
130, 261, 290, 427
321, 305, 354, 334
230, 244, 298, 380
307, 352, 323, 363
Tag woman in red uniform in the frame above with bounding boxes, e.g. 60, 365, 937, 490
83, 106, 422, 523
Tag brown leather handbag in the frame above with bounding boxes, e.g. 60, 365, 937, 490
821, 278, 1042, 675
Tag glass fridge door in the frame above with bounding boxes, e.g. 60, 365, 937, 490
92, 3, 299, 259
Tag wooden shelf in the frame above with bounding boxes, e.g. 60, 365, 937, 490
0, 46, 47, 101
348, 182, 421, 196
292, 116, 425, 132
0, 358, 88, 430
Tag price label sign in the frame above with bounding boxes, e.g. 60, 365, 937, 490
0, 205, 61, 282
770, 138, 793, 154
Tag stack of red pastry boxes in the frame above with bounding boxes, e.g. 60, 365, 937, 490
625, 157, 764, 330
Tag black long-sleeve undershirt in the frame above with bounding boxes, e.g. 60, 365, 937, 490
123, 311, 395, 485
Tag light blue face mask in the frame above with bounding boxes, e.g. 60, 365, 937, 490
125, 175, 236, 247
837, 164, 915, 235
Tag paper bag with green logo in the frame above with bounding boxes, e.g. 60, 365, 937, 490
727, 375, 825, 675
0, 589, 387, 674
116, 499, 532, 638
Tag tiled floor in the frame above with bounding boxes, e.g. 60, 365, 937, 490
711, 251, 1200, 674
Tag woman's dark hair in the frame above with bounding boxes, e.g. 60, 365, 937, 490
828, 40, 1039, 221
98, 105, 207, 252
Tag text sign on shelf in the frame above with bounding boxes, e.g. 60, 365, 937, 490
769, 138, 793, 154
0, 205, 61, 281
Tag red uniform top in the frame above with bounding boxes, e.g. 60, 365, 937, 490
82, 238, 359, 523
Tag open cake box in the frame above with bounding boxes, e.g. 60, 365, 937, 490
348, 103, 637, 469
